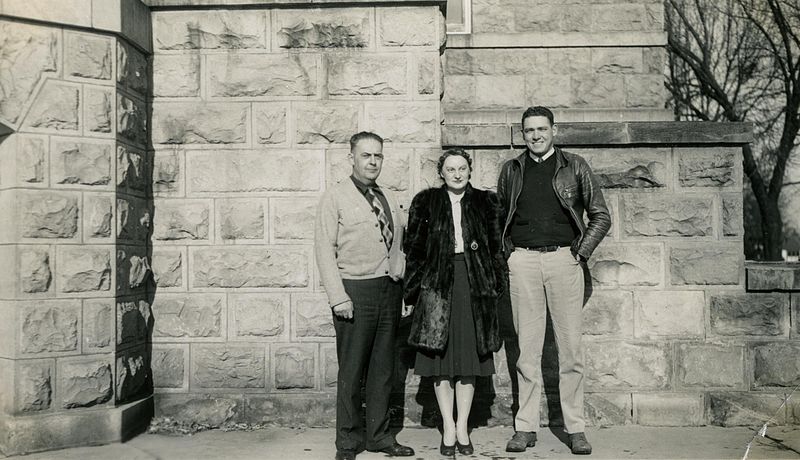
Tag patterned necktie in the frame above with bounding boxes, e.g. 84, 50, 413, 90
365, 187, 393, 251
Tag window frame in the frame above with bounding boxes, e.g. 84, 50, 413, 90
445, 0, 472, 35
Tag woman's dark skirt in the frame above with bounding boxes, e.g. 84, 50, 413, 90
414, 254, 495, 377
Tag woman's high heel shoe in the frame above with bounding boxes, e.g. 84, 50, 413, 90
456, 439, 474, 455
440, 438, 456, 456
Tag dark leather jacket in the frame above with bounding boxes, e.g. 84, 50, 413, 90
497, 147, 611, 260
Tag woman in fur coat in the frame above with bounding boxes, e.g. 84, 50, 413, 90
403, 148, 507, 456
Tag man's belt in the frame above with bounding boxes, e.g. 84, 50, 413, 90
516, 244, 567, 253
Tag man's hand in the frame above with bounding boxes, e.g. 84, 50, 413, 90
333, 301, 354, 319
575, 253, 585, 263
401, 303, 414, 318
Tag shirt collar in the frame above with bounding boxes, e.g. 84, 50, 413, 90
350, 175, 381, 195
447, 189, 464, 204
528, 147, 555, 163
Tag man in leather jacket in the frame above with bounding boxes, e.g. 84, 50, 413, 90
497, 106, 610, 456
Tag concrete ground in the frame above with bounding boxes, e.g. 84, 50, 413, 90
5, 425, 800, 460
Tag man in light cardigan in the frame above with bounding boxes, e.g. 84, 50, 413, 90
315, 132, 413, 460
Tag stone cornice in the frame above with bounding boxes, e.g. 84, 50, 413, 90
443, 121, 754, 147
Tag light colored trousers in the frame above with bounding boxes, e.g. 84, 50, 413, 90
508, 247, 585, 434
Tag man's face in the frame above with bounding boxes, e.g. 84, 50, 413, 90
350, 138, 384, 185
522, 115, 557, 156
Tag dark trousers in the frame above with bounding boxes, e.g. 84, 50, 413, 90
333, 277, 402, 452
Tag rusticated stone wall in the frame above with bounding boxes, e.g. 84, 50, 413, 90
439, 121, 798, 427
0, 1, 154, 454
444, 0, 669, 123
147, 3, 445, 425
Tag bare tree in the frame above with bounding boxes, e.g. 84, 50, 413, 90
666, 0, 800, 260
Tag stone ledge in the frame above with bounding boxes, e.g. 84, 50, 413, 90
0, 396, 152, 456
443, 121, 753, 147
447, 31, 667, 48
746, 261, 800, 291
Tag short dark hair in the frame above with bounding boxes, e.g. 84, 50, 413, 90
437, 148, 472, 175
521, 106, 555, 127
349, 131, 384, 151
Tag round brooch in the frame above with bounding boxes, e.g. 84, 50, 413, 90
470, 241, 479, 251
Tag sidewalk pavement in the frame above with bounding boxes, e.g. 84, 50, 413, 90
6, 425, 800, 459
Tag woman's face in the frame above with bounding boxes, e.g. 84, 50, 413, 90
441, 154, 470, 193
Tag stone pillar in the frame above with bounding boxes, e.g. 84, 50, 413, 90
147, 0, 444, 425
0, 1, 153, 455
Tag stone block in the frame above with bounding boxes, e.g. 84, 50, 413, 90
709, 293, 789, 337
587, 244, 663, 287
152, 103, 248, 144
634, 291, 704, 338
254, 103, 287, 144
466, 149, 516, 191
153, 10, 266, 50
708, 392, 787, 426
722, 193, 743, 237
193, 345, 266, 389
151, 248, 183, 288
677, 343, 745, 389
64, 31, 112, 80
116, 246, 150, 294
321, 344, 337, 388
58, 358, 113, 409
633, 393, 704, 426
443, 75, 476, 108
525, 74, 573, 108
229, 294, 289, 340
584, 393, 632, 427
625, 74, 665, 108
592, 48, 644, 74
579, 147, 669, 189
153, 150, 182, 195
582, 290, 634, 337
327, 54, 407, 96
117, 94, 147, 147
15, 360, 53, 413
243, 394, 336, 426
84, 86, 114, 134
153, 199, 211, 241
417, 53, 438, 96
153, 54, 200, 97
748, 265, 800, 291
85, 193, 114, 239
585, 341, 671, 390
295, 103, 358, 144
208, 54, 317, 98
0, 22, 59, 124
117, 145, 149, 194
116, 297, 151, 346
155, 394, 242, 425
116, 346, 149, 403
643, 48, 666, 74
276, 8, 370, 48
51, 139, 113, 187
293, 293, 334, 339
187, 150, 322, 193
475, 75, 525, 109
365, 103, 438, 143
117, 196, 151, 242
593, 3, 660, 32
10, 135, 48, 186
151, 293, 223, 340
622, 194, 712, 237
273, 344, 316, 390
217, 198, 265, 241
549, 48, 593, 75
83, 299, 113, 352
271, 198, 316, 242
19, 300, 80, 355
752, 342, 800, 388
677, 147, 738, 187
22, 81, 80, 132
670, 244, 742, 285
418, 148, 444, 189
445, 49, 548, 76
152, 346, 187, 389
192, 247, 309, 288
19, 246, 52, 294
117, 40, 148, 96
57, 246, 111, 293
572, 74, 626, 108
378, 7, 436, 47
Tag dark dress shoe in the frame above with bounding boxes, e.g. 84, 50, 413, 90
440, 438, 456, 456
569, 432, 592, 455
375, 442, 415, 457
335, 450, 356, 460
506, 431, 537, 452
456, 439, 474, 455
